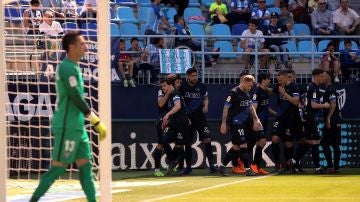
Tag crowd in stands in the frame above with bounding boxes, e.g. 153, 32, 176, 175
4, 0, 360, 84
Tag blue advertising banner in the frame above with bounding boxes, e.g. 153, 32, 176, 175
159, 49, 192, 73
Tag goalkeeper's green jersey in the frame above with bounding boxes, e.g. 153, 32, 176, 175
52, 58, 90, 131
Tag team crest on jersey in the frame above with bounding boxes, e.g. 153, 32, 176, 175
226, 96, 231, 102
252, 94, 257, 101
336, 88, 346, 110
177, 132, 183, 140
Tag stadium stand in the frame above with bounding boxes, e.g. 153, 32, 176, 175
116, 6, 139, 23
184, 7, 206, 24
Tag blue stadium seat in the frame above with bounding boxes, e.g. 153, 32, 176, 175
62, 22, 79, 33
317, 39, 332, 52
81, 22, 97, 37
201, 0, 213, 7
231, 24, 248, 36
187, 24, 206, 42
293, 23, 312, 40
267, 7, 281, 15
214, 41, 237, 58
189, 0, 201, 7
266, 0, 275, 7
165, 7, 177, 25
120, 23, 140, 37
339, 40, 359, 50
5, 6, 22, 24
284, 41, 299, 58
237, 41, 244, 53
211, 24, 232, 41
184, 7, 206, 24
116, 7, 139, 23
111, 23, 121, 36
138, 7, 154, 24
19, 0, 30, 5
109, 7, 120, 23
298, 40, 317, 58
115, 0, 136, 7
138, 0, 152, 7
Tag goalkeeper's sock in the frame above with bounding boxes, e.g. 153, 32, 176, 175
30, 166, 66, 202
204, 142, 214, 165
79, 162, 97, 202
153, 147, 162, 169
253, 145, 263, 167
223, 148, 239, 166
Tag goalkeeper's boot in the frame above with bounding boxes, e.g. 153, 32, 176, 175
154, 169, 164, 177
128, 79, 136, 88
182, 167, 192, 175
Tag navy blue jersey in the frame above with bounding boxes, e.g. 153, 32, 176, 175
323, 84, 342, 121
273, 83, 300, 118
167, 90, 189, 127
180, 81, 208, 115
252, 86, 270, 123
264, 24, 287, 46
157, 88, 168, 121
304, 82, 326, 120
225, 87, 252, 125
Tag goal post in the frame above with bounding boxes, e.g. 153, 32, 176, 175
1, 2, 8, 201
97, 2, 112, 202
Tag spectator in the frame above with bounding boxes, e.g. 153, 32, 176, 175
251, 0, 270, 31
209, 0, 228, 25
320, 41, 341, 82
145, 0, 174, 35
333, 0, 360, 38
173, 15, 219, 67
39, 11, 64, 37
117, 39, 136, 88
278, 2, 295, 40
288, 0, 311, 25
149, 37, 166, 71
79, 0, 97, 19
339, 39, 360, 82
161, 0, 189, 16
240, 19, 270, 69
307, 0, 318, 14
226, 0, 253, 29
311, 0, 337, 36
62, 0, 78, 19
327, 0, 340, 11
128, 37, 159, 84
41, 0, 65, 22
264, 12, 289, 68
23, 0, 43, 34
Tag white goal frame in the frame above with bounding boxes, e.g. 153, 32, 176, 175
1, 2, 7, 201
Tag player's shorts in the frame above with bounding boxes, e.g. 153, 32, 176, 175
247, 119, 266, 142
189, 113, 211, 141
321, 123, 341, 146
290, 115, 305, 140
303, 120, 320, 140
162, 122, 192, 146
272, 117, 294, 142
156, 120, 163, 144
229, 123, 252, 145
52, 128, 92, 164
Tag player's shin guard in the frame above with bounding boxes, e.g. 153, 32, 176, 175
30, 166, 66, 202
333, 145, 341, 170
223, 148, 239, 166
321, 142, 333, 168
173, 146, 184, 163
153, 147, 162, 169
284, 147, 294, 161
163, 144, 173, 162
184, 145, 192, 168
311, 145, 320, 168
204, 142, 214, 165
79, 162, 96, 202
239, 148, 250, 168
271, 142, 280, 165
253, 145, 263, 167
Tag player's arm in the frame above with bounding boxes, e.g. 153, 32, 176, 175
162, 96, 181, 128
250, 104, 262, 131
309, 88, 330, 109
268, 107, 277, 116
325, 93, 337, 128
202, 91, 209, 113
220, 105, 229, 135
279, 86, 300, 106
157, 88, 172, 108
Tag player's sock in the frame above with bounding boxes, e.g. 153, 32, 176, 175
239, 148, 250, 168
204, 142, 214, 165
253, 145, 263, 167
163, 144, 173, 162
294, 143, 309, 162
284, 147, 294, 161
153, 147, 162, 169
30, 166, 66, 201
184, 145, 192, 168
173, 146, 184, 163
311, 144, 320, 168
333, 145, 341, 170
79, 162, 96, 202
321, 143, 333, 168
271, 142, 280, 165
223, 148, 239, 166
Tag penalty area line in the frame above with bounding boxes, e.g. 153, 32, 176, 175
144, 174, 275, 202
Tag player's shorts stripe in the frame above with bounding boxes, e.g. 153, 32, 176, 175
57, 97, 70, 161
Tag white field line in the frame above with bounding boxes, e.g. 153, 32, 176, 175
144, 174, 275, 202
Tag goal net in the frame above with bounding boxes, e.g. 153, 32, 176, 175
2, 1, 111, 201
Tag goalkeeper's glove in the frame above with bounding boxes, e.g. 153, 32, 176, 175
89, 111, 107, 141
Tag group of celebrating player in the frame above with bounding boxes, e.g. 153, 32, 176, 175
155, 67, 342, 177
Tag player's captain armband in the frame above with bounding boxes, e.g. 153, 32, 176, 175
69, 76, 78, 87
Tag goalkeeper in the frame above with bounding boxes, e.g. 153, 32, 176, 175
30, 32, 107, 202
